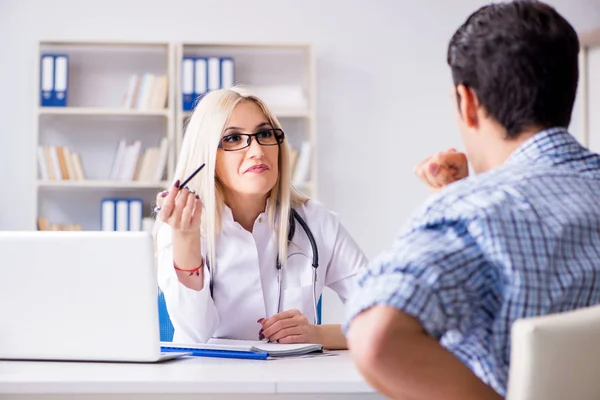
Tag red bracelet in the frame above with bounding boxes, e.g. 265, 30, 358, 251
174, 259, 204, 277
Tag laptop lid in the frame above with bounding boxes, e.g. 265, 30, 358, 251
0, 231, 164, 362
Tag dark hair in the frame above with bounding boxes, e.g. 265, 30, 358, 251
447, 1, 579, 138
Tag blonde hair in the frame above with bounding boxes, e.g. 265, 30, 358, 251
154, 87, 308, 272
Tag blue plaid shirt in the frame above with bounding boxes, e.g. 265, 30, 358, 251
345, 127, 600, 397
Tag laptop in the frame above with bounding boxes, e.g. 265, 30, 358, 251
0, 231, 189, 363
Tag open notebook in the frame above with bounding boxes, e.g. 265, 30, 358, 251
161, 338, 323, 359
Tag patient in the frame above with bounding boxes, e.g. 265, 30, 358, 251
345, 2, 600, 400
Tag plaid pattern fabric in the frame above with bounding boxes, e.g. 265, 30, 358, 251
344, 127, 600, 396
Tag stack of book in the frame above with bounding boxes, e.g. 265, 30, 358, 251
109, 137, 169, 182
37, 145, 86, 181
289, 141, 311, 185
37, 218, 81, 231
122, 73, 169, 110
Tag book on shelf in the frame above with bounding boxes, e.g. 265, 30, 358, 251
37, 217, 81, 231
289, 146, 299, 174
248, 85, 307, 112
291, 141, 311, 186
110, 137, 169, 182
37, 203, 151, 232
122, 73, 168, 110
38, 137, 169, 183
38, 145, 86, 181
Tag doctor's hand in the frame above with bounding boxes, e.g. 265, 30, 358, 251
258, 309, 322, 345
155, 181, 203, 233
414, 148, 469, 190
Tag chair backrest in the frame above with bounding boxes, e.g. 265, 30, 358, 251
506, 304, 600, 400
157, 291, 174, 342
317, 295, 322, 325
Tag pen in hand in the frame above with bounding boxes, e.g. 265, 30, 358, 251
154, 163, 206, 213
179, 163, 206, 190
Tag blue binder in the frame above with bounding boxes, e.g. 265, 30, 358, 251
193, 57, 208, 108
220, 57, 235, 89
161, 346, 269, 360
127, 198, 143, 231
40, 54, 54, 107
182, 57, 195, 111
100, 197, 143, 231
53, 54, 69, 107
100, 197, 117, 231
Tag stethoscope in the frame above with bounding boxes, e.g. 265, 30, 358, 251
207, 209, 320, 325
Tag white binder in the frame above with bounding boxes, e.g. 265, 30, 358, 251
101, 199, 116, 231
115, 200, 129, 231
40, 55, 54, 106
181, 58, 194, 110
53, 55, 68, 106
194, 57, 208, 99
220, 58, 235, 89
128, 199, 143, 232
208, 57, 221, 91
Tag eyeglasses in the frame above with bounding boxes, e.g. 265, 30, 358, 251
218, 128, 285, 151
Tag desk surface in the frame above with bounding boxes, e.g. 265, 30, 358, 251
0, 351, 378, 397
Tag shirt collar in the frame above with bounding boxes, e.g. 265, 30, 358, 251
505, 126, 576, 166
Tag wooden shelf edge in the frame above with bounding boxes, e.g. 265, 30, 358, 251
37, 180, 169, 189
180, 109, 310, 119
180, 41, 312, 49
580, 28, 600, 48
38, 107, 170, 117
40, 40, 170, 48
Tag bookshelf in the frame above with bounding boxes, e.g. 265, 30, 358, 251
34, 40, 318, 231
175, 42, 317, 198
34, 40, 175, 231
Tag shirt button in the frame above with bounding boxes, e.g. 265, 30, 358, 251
258, 217, 263, 223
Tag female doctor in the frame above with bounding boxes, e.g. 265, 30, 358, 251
154, 87, 367, 350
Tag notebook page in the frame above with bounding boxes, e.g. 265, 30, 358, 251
209, 338, 322, 355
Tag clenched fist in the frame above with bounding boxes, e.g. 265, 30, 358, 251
414, 148, 469, 190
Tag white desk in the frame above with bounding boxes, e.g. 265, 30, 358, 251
0, 351, 384, 399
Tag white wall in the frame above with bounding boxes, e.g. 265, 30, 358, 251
587, 46, 600, 153
1, 0, 600, 322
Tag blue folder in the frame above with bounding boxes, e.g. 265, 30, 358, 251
161, 345, 269, 360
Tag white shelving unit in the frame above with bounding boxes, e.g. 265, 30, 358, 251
34, 40, 175, 231
34, 40, 318, 231
175, 42, 317, 198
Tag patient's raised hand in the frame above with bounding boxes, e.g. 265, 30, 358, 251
414, 148, 468, 190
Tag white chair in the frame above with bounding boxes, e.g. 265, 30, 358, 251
506, 304, 600, 400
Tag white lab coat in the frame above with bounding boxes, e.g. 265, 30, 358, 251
156, 199, 367, 343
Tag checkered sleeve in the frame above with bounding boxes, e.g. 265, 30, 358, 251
344, 216, 494, 338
